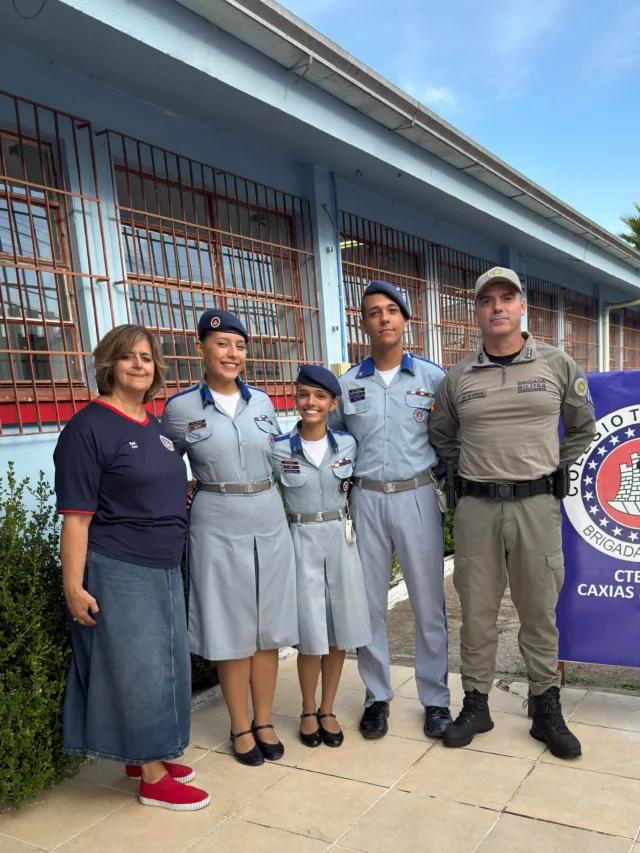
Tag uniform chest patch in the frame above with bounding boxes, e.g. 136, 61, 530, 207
281, 461, 301, 474
413, 408, 427, 423
160, 435, 174, 451
459, 390, 487, 404
188, 419, 207, 431
269, 435, 275, 448
331, 457, 352, 468
348, 387, 366, 402
339, 480, 350, 493
517, 379, 546, 393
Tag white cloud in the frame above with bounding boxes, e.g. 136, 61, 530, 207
401, 80, 458, 110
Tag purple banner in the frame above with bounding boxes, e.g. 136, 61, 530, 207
558, 370, 640, 666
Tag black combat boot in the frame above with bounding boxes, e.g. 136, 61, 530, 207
442, 689, 493, 748
530, 687, 582, 759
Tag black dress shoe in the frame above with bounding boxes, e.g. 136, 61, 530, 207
424, 706, 453, 738
359, 701, 390, 739
251, 721, 285, 761
299, 712, 323, 748
230, 729, 264, 766
317, 711, 344, 748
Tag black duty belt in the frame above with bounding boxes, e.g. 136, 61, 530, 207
459, 475, 555, 500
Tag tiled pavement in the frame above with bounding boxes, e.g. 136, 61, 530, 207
2, 657, 640, 853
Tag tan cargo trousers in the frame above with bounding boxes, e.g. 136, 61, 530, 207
453, 493, 564, 696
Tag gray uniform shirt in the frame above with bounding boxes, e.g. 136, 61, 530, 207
330, 352, 445, 481
272, 427, 355, 515
161, 378, 280, 484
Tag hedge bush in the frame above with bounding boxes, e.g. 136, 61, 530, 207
0, 464, 82, 807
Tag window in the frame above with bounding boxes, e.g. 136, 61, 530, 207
0, 92, 111, 434
109, 134, 321, 413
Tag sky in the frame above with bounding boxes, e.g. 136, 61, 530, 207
278, 0, 640, 238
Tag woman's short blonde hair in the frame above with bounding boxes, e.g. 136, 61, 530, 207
93, 325, 167, 403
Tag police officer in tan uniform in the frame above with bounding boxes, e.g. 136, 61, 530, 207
429, 267, 596, 759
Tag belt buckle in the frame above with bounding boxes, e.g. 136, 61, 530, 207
497, 482, 514, 499
244, 483, 255, 494
383, 482, 396, 494
314, 512, 324, 523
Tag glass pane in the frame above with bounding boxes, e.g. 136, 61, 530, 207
6, 322, 78, 382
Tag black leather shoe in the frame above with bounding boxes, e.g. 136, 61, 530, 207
530, 687, 581, 759
230, 729, 264, 766
317, 711, 344, 747
299, 712, 323, 748
251, 721, 285, 761
424, 706, 452, 738
359, 701, 390, 739
443, 690, 493, 748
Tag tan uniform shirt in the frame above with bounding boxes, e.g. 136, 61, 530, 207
428, 333, 596, 482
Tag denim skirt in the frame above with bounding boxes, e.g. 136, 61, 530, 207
62, 550, 191, 765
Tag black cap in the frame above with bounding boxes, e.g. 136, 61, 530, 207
198, 309, 248, 342
361, 280, 410, 320
296, 364, 342, 397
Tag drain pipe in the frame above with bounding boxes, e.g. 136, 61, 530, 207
330, 171, 348, 363
603, 297, 640, 370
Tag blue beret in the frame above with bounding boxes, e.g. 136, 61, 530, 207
361, 280, 410, 320
198, 309, 248, 342
296, 364, 342, 397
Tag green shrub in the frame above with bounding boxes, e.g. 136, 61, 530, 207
0, 464, 82, 807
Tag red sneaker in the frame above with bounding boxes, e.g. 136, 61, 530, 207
138, 774, 210, 811
126, 762, 196, 784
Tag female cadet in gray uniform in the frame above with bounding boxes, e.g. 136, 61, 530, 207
272, 364, 371, 748
161, 309, 298, 767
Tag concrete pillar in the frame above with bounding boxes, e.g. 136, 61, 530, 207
299, 164, 348, 371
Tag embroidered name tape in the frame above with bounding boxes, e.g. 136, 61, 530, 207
348, 387, 366, 402
188, 419, 207, 430
281, 461, 301, 473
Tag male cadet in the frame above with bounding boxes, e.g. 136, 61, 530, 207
429, 267, 596, 759
330, 280, 451, 740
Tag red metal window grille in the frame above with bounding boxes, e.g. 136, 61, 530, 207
610, 308, 640, 371
0, 91, 112, 434
339, 212, 437, 365
526, 276, 599, 371
436, 247, 495, 368
106, 133, 322, 416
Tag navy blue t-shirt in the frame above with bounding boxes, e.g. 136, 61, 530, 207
54, 401, 188, 569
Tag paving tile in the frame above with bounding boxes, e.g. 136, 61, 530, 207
383, 695, 428, 741
507, 762, 640, 838
571, 691, 640, 732
215, 714, 321, 768
277, 655, 300, 679
271, 681, 318, 720
56, 799, 223, 853
0, 780, 131, 850
460, 711, 548, 760
0, 837, 49, 853
399, 744, 534, 810
236, 767, 382, 843
300, 726, 429, 787
541, 723, 640, 779
341, 789, 498, 853
75, 746, 210, 794
477, 812, 632, 853
188, 751, 290, 816
490, 681, 587, 718
190, 818, 329, 851
190, 701, 238, 751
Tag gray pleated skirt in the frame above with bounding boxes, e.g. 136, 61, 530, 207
188, 486, 298, 660
291, 517, 372, 656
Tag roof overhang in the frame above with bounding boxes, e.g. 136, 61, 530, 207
176, 0, 640, 275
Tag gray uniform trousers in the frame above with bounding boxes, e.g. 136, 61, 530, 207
350, 483, 449, 708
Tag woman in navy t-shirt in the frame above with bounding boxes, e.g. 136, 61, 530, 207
54, 324, 209, 813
